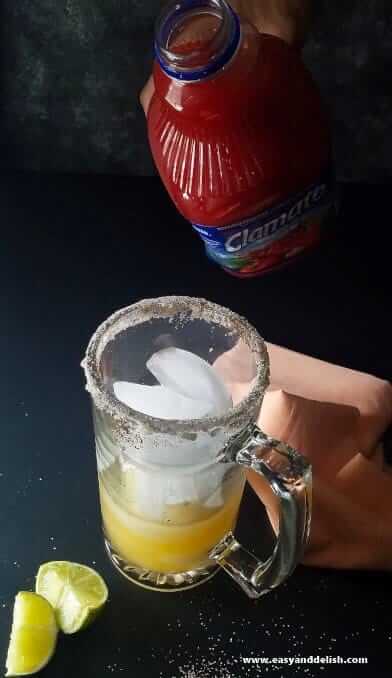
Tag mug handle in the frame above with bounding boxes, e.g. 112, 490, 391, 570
209, 424, 312, 599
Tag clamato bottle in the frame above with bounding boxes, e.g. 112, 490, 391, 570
147, 0, 335, 277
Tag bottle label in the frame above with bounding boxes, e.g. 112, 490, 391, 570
192, 166, 337, 276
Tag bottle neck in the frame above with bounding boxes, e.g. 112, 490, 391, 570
154, 0, 241, 82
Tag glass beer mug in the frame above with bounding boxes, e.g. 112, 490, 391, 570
82, 297, 311, 598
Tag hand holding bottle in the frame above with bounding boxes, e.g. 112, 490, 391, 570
140, 0, 311, 114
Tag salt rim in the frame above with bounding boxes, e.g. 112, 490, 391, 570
81, 296, 269, 435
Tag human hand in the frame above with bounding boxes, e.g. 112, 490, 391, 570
140, 0, 311, 114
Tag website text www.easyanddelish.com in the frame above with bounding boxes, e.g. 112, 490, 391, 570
242, 656, 368, 666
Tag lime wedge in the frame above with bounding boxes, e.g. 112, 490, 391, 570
36, 561, 108, 634
5, 591, 58, 676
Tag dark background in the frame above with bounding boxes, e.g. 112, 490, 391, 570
1, 0, 392, 181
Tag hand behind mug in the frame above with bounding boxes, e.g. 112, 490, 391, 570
140, 0, 311, 114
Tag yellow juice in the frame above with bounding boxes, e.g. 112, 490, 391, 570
99, 466, 244, 574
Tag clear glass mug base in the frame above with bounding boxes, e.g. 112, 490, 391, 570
104, 534, 220, 592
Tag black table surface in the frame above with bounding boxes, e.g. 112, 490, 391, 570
1, 172, 391, 678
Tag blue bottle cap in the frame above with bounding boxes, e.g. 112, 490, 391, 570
154, 0, 241, 82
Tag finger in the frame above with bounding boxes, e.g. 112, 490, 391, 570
140, 74, 155, 116
229, 0, 311, 46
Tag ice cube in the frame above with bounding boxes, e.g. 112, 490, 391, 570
147, 348, 232, 414
204, 484, 225, 508
112, 345, 233, 520
113, 382, 214, 420
120, 432, 227, 517
132, 467, 223, 516
121, 460, 200, 520
132, 468, 168, 521
163, 473, 200, 506
198, 466, 226, 508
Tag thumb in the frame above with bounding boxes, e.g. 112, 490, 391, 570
140, 74, 155, 116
